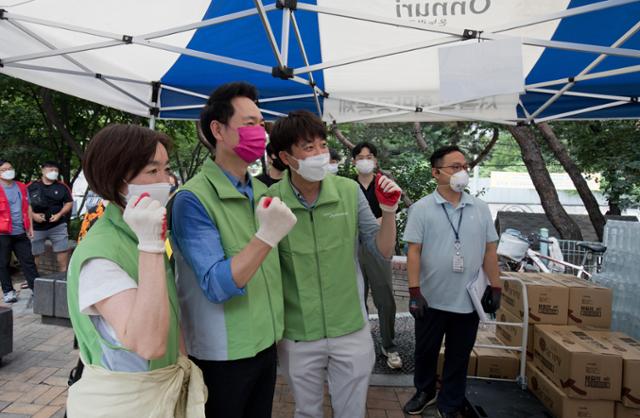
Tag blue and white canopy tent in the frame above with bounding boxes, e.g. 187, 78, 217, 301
1, 0, 639, 126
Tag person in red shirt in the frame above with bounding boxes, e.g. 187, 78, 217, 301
0, 159, 39, 303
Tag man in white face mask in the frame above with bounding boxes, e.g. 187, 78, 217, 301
268, 110, 403, 418
352, 141, 403, 370
28, 161, 73, 272
0, 159, 39, 303
402, 146, 501, 418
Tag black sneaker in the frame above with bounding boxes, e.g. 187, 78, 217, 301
403, 390, 437, 415
437, 408, 463, 418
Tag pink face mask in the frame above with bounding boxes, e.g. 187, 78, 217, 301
233, 125, 266, 163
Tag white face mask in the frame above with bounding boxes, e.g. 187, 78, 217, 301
45, 171, 59, 181
448, 170, 469, 193
291, 153, 330, 182
327, 163, 339, 175
125, 182, 172, 207
355, 159, 375, 174
1, 170, 15, 181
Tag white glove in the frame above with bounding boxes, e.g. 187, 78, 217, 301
123, 194, 167, 254
255, 196, 297, 247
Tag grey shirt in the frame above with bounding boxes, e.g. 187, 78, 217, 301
403, 190, 498, 313
1, 182, 25, 235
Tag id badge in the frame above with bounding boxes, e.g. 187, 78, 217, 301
453, 241, 464, 273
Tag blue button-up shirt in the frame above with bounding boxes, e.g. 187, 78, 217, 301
171, 170, 254, 303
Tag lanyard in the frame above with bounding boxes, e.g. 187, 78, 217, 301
441, 204, 464, 242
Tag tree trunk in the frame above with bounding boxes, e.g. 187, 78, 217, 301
537, 122, 606, 240
508, 125, 583, 240
470, 127, 499, 169
608, 201, 622, 216
39, 88, 85, 160
413, 122, 428, 152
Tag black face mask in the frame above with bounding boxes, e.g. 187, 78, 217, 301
271, 156, 287, 172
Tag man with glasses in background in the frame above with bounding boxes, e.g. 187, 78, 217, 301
402, 146, 502, 418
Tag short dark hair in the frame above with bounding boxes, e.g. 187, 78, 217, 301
0, 159, 9, 167
83, 124, 172, 207
329, 148, 341, 161
199, 82, 259, 149
352, 142, 378, 159
269, 110, 327, 154
430, 145, 465, 168
41, 161, 59, 169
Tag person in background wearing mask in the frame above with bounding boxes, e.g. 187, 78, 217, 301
170, 82, 296, 418
28, 161, 73, 272
352, 141, 402, 370
402, 146, 501, 418
66, 124, 206, 417
0, 160, 39, 303
327, 148, 342, 175
256, 142, 286, 186
268, 111, 401, 418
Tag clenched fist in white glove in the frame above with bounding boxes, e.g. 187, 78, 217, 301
255, 196, 297, 248
123, 194, 167, 254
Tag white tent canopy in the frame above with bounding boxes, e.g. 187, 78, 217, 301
1, 0, 639, 124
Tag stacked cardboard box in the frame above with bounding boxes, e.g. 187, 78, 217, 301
436, 345, 477, 382
540, 273, 613, 329
527, 364, 615, 418
474, 330, 520, 379
587, 331, 640, 414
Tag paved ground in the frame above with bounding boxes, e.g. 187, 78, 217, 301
0, 280, 443, 418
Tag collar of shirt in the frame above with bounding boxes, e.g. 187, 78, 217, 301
289, 178, 320, 209
221, 169, 254, 202
433, 189, 473, 209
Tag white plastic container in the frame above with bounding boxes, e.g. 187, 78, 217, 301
497, 232, 530, 262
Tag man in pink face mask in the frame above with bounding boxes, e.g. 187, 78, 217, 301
169, 82, 296, 418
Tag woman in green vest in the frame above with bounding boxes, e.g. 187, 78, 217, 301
66, 124, 206, 418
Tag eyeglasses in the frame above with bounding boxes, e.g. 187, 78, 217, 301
436, 164, 468, 172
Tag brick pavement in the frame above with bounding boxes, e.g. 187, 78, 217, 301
1, 275, 441, 418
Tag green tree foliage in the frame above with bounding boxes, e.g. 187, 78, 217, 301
552, 120, 640, 213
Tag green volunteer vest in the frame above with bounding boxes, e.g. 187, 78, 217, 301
268, 172, 364, 341
67, 203, 180, 370
175, 158, 284, 359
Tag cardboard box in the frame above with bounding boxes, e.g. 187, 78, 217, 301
495, 307, 535, 360
542, 273, 613, 329
588, 331, 640, 409
436, 345, 477, 380
617, 403, 640, 418
534, 325, 622, 400
527, 364, 614, 418
501, 272, 569, 325
474, 332, 520, 379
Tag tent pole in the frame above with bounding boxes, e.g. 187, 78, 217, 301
527, 20, 640, 122
289, 12, 324, 116
535, 100, 630, 123
253, 0, 285, 68
149, 82, 161, 130
527, 64, 640, 89
528, 88, 632, 102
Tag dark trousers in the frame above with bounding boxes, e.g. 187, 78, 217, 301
0, 233, 40, 294
190, 344, 277, 418
359, 244, 397, 350
414, 308, 479, 414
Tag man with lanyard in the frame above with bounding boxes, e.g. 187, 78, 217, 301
268, 110, 402, 418
402, 146, 502, 418
351, 141, 402, 369
170, 82, 297, 418
28, 161, 73, 272
0, 159, 39, 303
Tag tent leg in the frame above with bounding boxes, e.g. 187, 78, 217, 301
148, 115, 156, 130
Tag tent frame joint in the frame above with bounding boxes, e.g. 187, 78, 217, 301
462, 29, 481, 40
0, 9, 7, 20
631, 97, 639, 103
94, 73, 102, 79
149, 107, 160, 117
271, 65, 294, 80
415, 106, 423, 112
122, 35, 133, 44
276, 0, 297, 11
